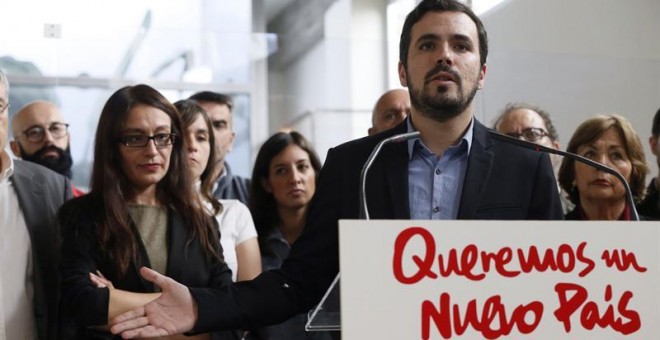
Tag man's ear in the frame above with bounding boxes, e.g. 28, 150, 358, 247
650, 136, 658, 156
398, 61, 408, 87
10, 140, 21, 157
477, 64, 487, 90
552, 140, 561, 151
227, 131, 236, 153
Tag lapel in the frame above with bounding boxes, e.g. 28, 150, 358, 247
457, 120, 495, 219
10, 160, 47, 234
377, 122, 411, 219
165, 211, 185, 279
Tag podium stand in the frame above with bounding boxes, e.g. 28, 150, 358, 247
305, 273, 341, 331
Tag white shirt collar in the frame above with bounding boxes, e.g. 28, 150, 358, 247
0, 151, 15, 182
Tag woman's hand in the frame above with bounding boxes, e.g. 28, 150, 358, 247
90, 270, 115, 289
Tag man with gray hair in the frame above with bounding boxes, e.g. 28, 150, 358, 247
493, 102, 561, 170
0, 68, 72, 339
368, 89, 411, 136
189, 91, 250, 204
493, 102, 573, 212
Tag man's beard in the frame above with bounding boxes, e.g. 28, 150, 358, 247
19, 143, 74, 179
407, 63, 480, 123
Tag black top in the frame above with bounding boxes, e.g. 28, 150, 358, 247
637, 179, 660, 220
58, 195, 237, 340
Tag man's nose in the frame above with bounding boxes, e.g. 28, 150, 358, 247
435, 43, 454, 66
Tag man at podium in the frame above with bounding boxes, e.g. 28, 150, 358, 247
111, 0, 563, 337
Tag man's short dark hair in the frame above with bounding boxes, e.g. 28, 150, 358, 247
399, 0, 488, 69
493, 102, 559, 142
188, 91, 234, 112
652, 107, 660, 137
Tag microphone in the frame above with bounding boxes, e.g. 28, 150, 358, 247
488, 130, 640, 221
359, 131, 421, 219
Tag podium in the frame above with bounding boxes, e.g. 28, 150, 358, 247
305, 273, 341, 331
306, 219, 659, 339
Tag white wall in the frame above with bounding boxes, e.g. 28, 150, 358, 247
477, 0, 660, 180
267, 0, 388, 161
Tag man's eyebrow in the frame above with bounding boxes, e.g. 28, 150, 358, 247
415, 33, 474, 45
415, 33, 440, 44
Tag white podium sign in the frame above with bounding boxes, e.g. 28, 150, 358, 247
338, 220, 660, 339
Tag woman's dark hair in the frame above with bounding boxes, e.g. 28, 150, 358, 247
399, 0, 488, 68
174, 99, 221, 215
90, 84, 220, 276
558, 114, 648, 205
248, 131, 322, 256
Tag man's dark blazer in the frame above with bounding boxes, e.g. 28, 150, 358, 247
9, 159, 72, 340
191, 118, 564, 331
57, 195, 236, 339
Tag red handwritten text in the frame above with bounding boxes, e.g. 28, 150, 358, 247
392, 227, 595, 284
421, 293, 543, 339
601, 249, 647, 272
553, 283, 640, 335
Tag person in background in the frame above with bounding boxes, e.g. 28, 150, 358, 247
175, 99, 261, 282
189, 91, 250, 204
558, 114, 648, 220
248, 131, 324, 340
493, 102, 571, 211
58, 84, 235, 339
10, 100, 84, 196
637, 107, 660, 219
368, 88, 411, 136
493, 102, 561, 169
0, 68, 73, 340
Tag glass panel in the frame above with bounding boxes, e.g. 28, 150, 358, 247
0, 0, 258, 188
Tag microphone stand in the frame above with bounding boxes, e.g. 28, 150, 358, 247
359, 131, 421, 220
488, 130, 640, 221
307, 132, 420, 332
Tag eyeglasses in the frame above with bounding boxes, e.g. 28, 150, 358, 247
505, 128, 549, 143
16, 122, 69, 142
119, 133, 176, 147
0, 103, 9, 113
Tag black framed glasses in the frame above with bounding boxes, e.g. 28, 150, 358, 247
16, 122, 69, 142
119, 133, 176, 147
0, 103, 9, 113
505, 128, 548, 142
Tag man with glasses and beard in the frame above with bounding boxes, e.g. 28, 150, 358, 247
10, 100, 83, 196
493, 102, 572, 213
111, 0, 564, 337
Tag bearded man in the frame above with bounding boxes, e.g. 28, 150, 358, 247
11, 100, 83, 196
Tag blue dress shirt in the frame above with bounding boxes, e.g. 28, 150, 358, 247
407, 117, 473, 219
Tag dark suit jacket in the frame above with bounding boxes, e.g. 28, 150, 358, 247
637, 179, 660, 220
213, 163, 251, 205
57, 195, 235, 339
190, 118, 564, 331
10, 159, 72, 340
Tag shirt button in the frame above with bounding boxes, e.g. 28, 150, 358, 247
433, 206, 440, 213
435, 169, 441, 175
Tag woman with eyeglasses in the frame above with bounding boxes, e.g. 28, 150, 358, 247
174, 99, 261, 283
58, 85, 235, 339
558, 114, 649, 220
